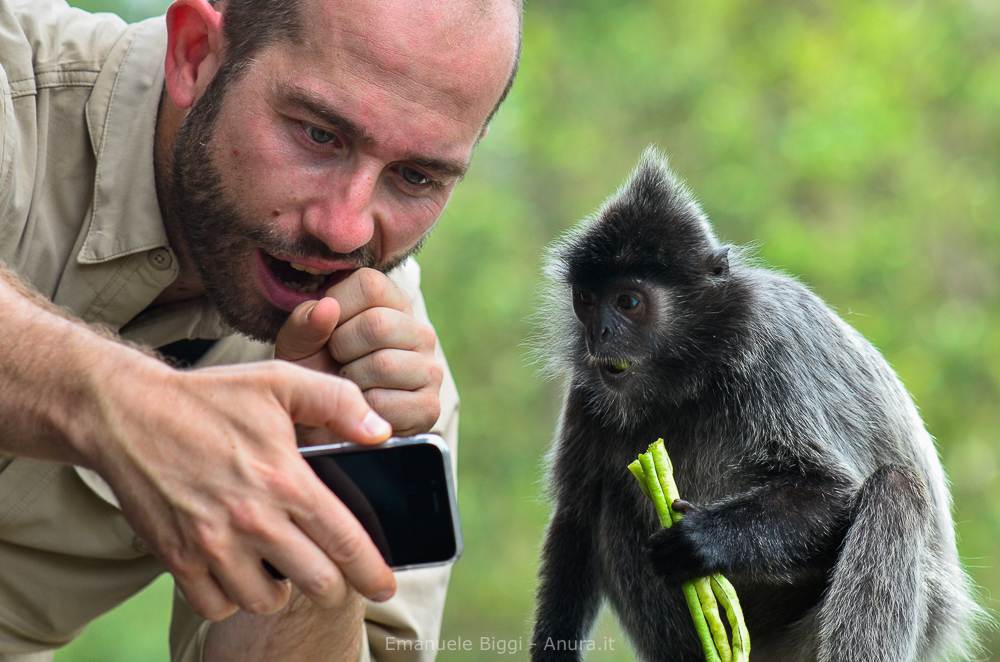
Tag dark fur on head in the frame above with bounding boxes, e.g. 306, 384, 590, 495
531, 149, 985, 662
537, 149, 751, 430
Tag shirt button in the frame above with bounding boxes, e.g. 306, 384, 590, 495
148, 247, 173, 271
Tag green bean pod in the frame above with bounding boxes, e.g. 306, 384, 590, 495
629, 440, 751, 662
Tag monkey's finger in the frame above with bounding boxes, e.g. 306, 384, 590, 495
672, 498, 697, 515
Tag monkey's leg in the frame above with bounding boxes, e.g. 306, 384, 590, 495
817, 464, 931, 662
531, 508, 602, 662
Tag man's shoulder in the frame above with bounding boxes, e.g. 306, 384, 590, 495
0, 0, 130, 86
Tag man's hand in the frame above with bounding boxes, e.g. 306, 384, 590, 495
204, 585, 366, 662
275, 268, 444, 437
88, 357, 398, 622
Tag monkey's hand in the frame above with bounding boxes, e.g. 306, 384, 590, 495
645, 500, 717, 584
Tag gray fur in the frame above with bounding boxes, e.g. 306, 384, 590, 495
530, 150, 985, 662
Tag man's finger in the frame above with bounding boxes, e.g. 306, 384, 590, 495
361, 387, 441, 437
328, 308, 435, 365
208, 551, 293, 616
340, 349, 441, 392
275, 297, 342, 362
324, 268, 412, 323
290, 482, 397, 603
269, 363, 392, 444
264, 500, 395, 606
173, 569, 241, 622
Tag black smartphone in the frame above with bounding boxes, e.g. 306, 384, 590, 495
299, 434, 463, 570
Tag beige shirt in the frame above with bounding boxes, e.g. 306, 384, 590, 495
0, 1, 460, 660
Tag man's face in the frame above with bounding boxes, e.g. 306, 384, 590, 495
166, 0, 517, 341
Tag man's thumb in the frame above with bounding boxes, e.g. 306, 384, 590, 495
275, 297, 341, 362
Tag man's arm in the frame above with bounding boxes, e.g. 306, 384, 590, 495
0, 262, 397, 621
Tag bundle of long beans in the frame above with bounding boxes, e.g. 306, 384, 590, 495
628, 440, 750, 662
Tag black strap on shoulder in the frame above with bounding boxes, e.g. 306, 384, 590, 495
157, 338, 218, 369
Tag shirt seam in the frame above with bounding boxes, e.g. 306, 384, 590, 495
81, 30, 141, 261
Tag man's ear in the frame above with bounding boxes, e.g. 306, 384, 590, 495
164, 0, 225, 110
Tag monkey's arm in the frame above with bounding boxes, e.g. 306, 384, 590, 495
531, 506, 602, 662
646, 473, 853, 585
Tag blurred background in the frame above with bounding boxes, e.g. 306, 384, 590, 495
61, 0, 1000, 660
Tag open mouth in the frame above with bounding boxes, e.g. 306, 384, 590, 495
265, 254, 338, 293
258, 251, 355, 310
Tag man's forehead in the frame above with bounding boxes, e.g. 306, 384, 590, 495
293, 0, 518, 120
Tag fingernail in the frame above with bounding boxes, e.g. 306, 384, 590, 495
362, 411, 391, 438
304, 301, 319, 322
373, 589, 394, 603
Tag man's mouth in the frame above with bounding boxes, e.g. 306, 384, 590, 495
258, 251, 356, 311
265, 254, 337, 293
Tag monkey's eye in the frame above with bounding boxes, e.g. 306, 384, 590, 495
617, 294, 640, 310
576, 290, 597, 307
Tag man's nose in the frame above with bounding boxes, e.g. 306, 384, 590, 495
302, 168, 379, 254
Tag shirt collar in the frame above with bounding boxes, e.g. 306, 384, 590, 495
79, 16, 168, 264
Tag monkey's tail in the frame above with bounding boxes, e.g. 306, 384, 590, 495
816, 464, 986, 662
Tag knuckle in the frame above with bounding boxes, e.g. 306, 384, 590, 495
190, 524, 228, 565
301, 567, 347, 602
357, 268, 389, 302
422, 393, 441, 426
372, 350, 397, 378
416, 324, 437, 350
242, 593, 282, 616
326, 528, 368, 566
426, 360, 444, 388
228, 501, 270, 539
160, 544, 195, 577
363, 388, 388, 414
262, 468, 305, 503
362, 308, 391, 343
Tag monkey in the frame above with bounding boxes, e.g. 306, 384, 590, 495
530, 149, 984, 662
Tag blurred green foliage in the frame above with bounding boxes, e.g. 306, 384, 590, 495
59, 0, 1000, 660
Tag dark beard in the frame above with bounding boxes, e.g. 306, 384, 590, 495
160, 60, 422, 342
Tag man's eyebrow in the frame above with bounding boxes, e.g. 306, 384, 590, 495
278, 84, 470, 180
280, 84, 375, 144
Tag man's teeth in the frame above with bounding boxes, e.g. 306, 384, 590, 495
277, 261, 337, 294
290, 262, 335, 276
282, 279, 322, 293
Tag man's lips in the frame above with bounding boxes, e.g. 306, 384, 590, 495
256, 250, 355, 311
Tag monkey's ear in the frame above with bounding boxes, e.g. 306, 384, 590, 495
706, 246, 730, 278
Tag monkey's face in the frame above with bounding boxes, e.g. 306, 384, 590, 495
572, 279, 667, 381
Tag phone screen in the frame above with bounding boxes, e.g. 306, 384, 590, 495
303, 439, 460, 569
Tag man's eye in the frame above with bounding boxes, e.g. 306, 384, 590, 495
306, 125, 337, 145
400, 167, 429, 186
